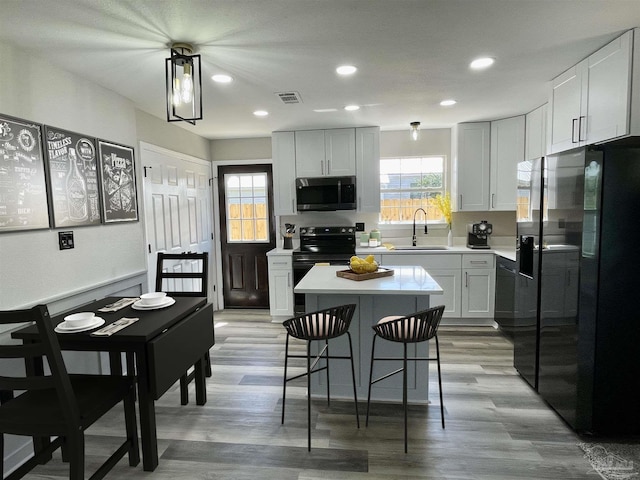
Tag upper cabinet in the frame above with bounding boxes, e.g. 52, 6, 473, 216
355, 127, 380, 213
452, 118, 524, 212
272, 127, 380, 215
525, 104, 547, 161
452, 122, 491, 211
548, 30, 633, 154
490, 116, 525, 211
272, 131, 297, 215
295, 128, 356, 177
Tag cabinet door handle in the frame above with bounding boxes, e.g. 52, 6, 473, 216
320, 160, 324, 175
459, 194, 463, 210
465, 271, 468, 287
273, 261, 288, 265
470, 260, 487, 265
578, 116, 586, 142
491, 193, 495, 208
572, 118, 578, 143
292, 198, 296, 212
288, 272, 291, 287
327, 160, 331, 175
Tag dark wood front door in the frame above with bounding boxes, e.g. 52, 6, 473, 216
218, 164, 275, 308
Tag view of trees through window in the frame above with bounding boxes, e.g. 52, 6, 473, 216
379, 156, 446, 224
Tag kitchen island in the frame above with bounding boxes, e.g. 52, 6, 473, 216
294, 265, 443, 403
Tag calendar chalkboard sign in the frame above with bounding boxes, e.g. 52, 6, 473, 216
44, 126, 101, 227
0, 114, 50, 232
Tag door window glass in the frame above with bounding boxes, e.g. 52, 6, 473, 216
225, 173, 269, 242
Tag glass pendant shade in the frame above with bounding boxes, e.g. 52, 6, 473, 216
165, 43, 202, 124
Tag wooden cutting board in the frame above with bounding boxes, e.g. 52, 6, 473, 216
336, 268, 394, 281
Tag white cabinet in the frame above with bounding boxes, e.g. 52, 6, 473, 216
525, 104, 547, 161
355, 127, 380, 212
490, 116, 525, 210
453, 119, 523, 212
548, 30, 633, 154
382, 253, 462, 318
268, 254, 294, 316
271, 131, 297, 215
295, 128, 356, 177
461, 254, 495, 318
452, 122, 491, 211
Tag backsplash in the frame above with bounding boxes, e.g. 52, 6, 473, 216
277, 210, 516, 248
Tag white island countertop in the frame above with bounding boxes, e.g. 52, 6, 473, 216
294, 265, 443, 296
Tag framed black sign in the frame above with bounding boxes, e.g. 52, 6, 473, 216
97, 140, 138, 223
44, 126, 101, 227
0, 113, 50, 232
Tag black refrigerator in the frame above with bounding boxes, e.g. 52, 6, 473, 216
514, 141, 640, 434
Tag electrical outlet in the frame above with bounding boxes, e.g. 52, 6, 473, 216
58, 231, 74, 250
355, 222, 365, 232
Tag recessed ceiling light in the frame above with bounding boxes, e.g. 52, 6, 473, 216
313, 108, 339, 113
336, 65, 357, 75
253, 110, 269, 117
470, 57, 495, 70
212, 74, 233, 83
344, 105, 360, 111
440, 99, 457, 106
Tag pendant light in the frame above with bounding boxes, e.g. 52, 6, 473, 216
410, 121, 421, 141
165, 42, 203, 125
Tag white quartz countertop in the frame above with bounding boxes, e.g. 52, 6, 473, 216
294, 265, 444, 296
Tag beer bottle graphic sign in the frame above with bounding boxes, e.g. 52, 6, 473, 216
44, 126, 101, 227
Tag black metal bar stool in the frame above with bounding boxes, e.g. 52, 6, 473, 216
281, 303, 360, 451
365, 305, 445, 453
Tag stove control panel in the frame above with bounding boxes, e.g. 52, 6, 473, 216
299, 226, 355, 236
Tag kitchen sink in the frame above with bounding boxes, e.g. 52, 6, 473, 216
393, 245, 449, 251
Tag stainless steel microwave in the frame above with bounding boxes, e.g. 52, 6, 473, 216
295, 176, 357, 211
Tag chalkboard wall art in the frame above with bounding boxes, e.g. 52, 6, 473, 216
97, 140, 138, 223
0, 113, 50, 232
44, 126, 101, 227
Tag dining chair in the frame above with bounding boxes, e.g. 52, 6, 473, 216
0, 304, 139, 480
155, 251, 212, 405
281, 303, 360, 451
365, 305, 446, 453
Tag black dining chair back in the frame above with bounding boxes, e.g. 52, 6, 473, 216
0, 304, 139, 480
155, 252, 208, 297
155, 251, 212, 405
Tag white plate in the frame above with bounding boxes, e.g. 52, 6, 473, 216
132, 297, 176, 310
55, 318, 105, 333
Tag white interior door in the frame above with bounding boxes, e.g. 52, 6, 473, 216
140, 142, 215, 307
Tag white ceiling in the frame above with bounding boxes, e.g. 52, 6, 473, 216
2, 0, 640, 140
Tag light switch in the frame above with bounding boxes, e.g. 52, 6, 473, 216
59, 231, 74, 250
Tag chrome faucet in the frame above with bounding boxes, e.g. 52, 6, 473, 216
412, 208, 428, 246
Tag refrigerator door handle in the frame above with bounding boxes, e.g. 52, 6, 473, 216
572, 118, 578, 143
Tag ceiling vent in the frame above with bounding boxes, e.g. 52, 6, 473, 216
276, 91, 303, 104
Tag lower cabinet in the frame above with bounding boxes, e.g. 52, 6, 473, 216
462, 254, 496, 317
267, 254, 293, 316
381, 252, 495, 322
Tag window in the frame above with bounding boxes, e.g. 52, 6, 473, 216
379, 156, 446, 224
225, 173, 269, 242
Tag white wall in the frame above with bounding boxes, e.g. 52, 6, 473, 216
0, 39, 146, 310
136, 110, 211, 161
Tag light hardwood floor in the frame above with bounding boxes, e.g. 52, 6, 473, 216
23, 309, 600, 479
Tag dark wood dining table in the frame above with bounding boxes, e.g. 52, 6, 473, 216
12, 295, 214, 472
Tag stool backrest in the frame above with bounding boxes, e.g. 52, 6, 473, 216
155, 252, 208, 298
283, 304, 356, 340
373, 305, 445, 343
